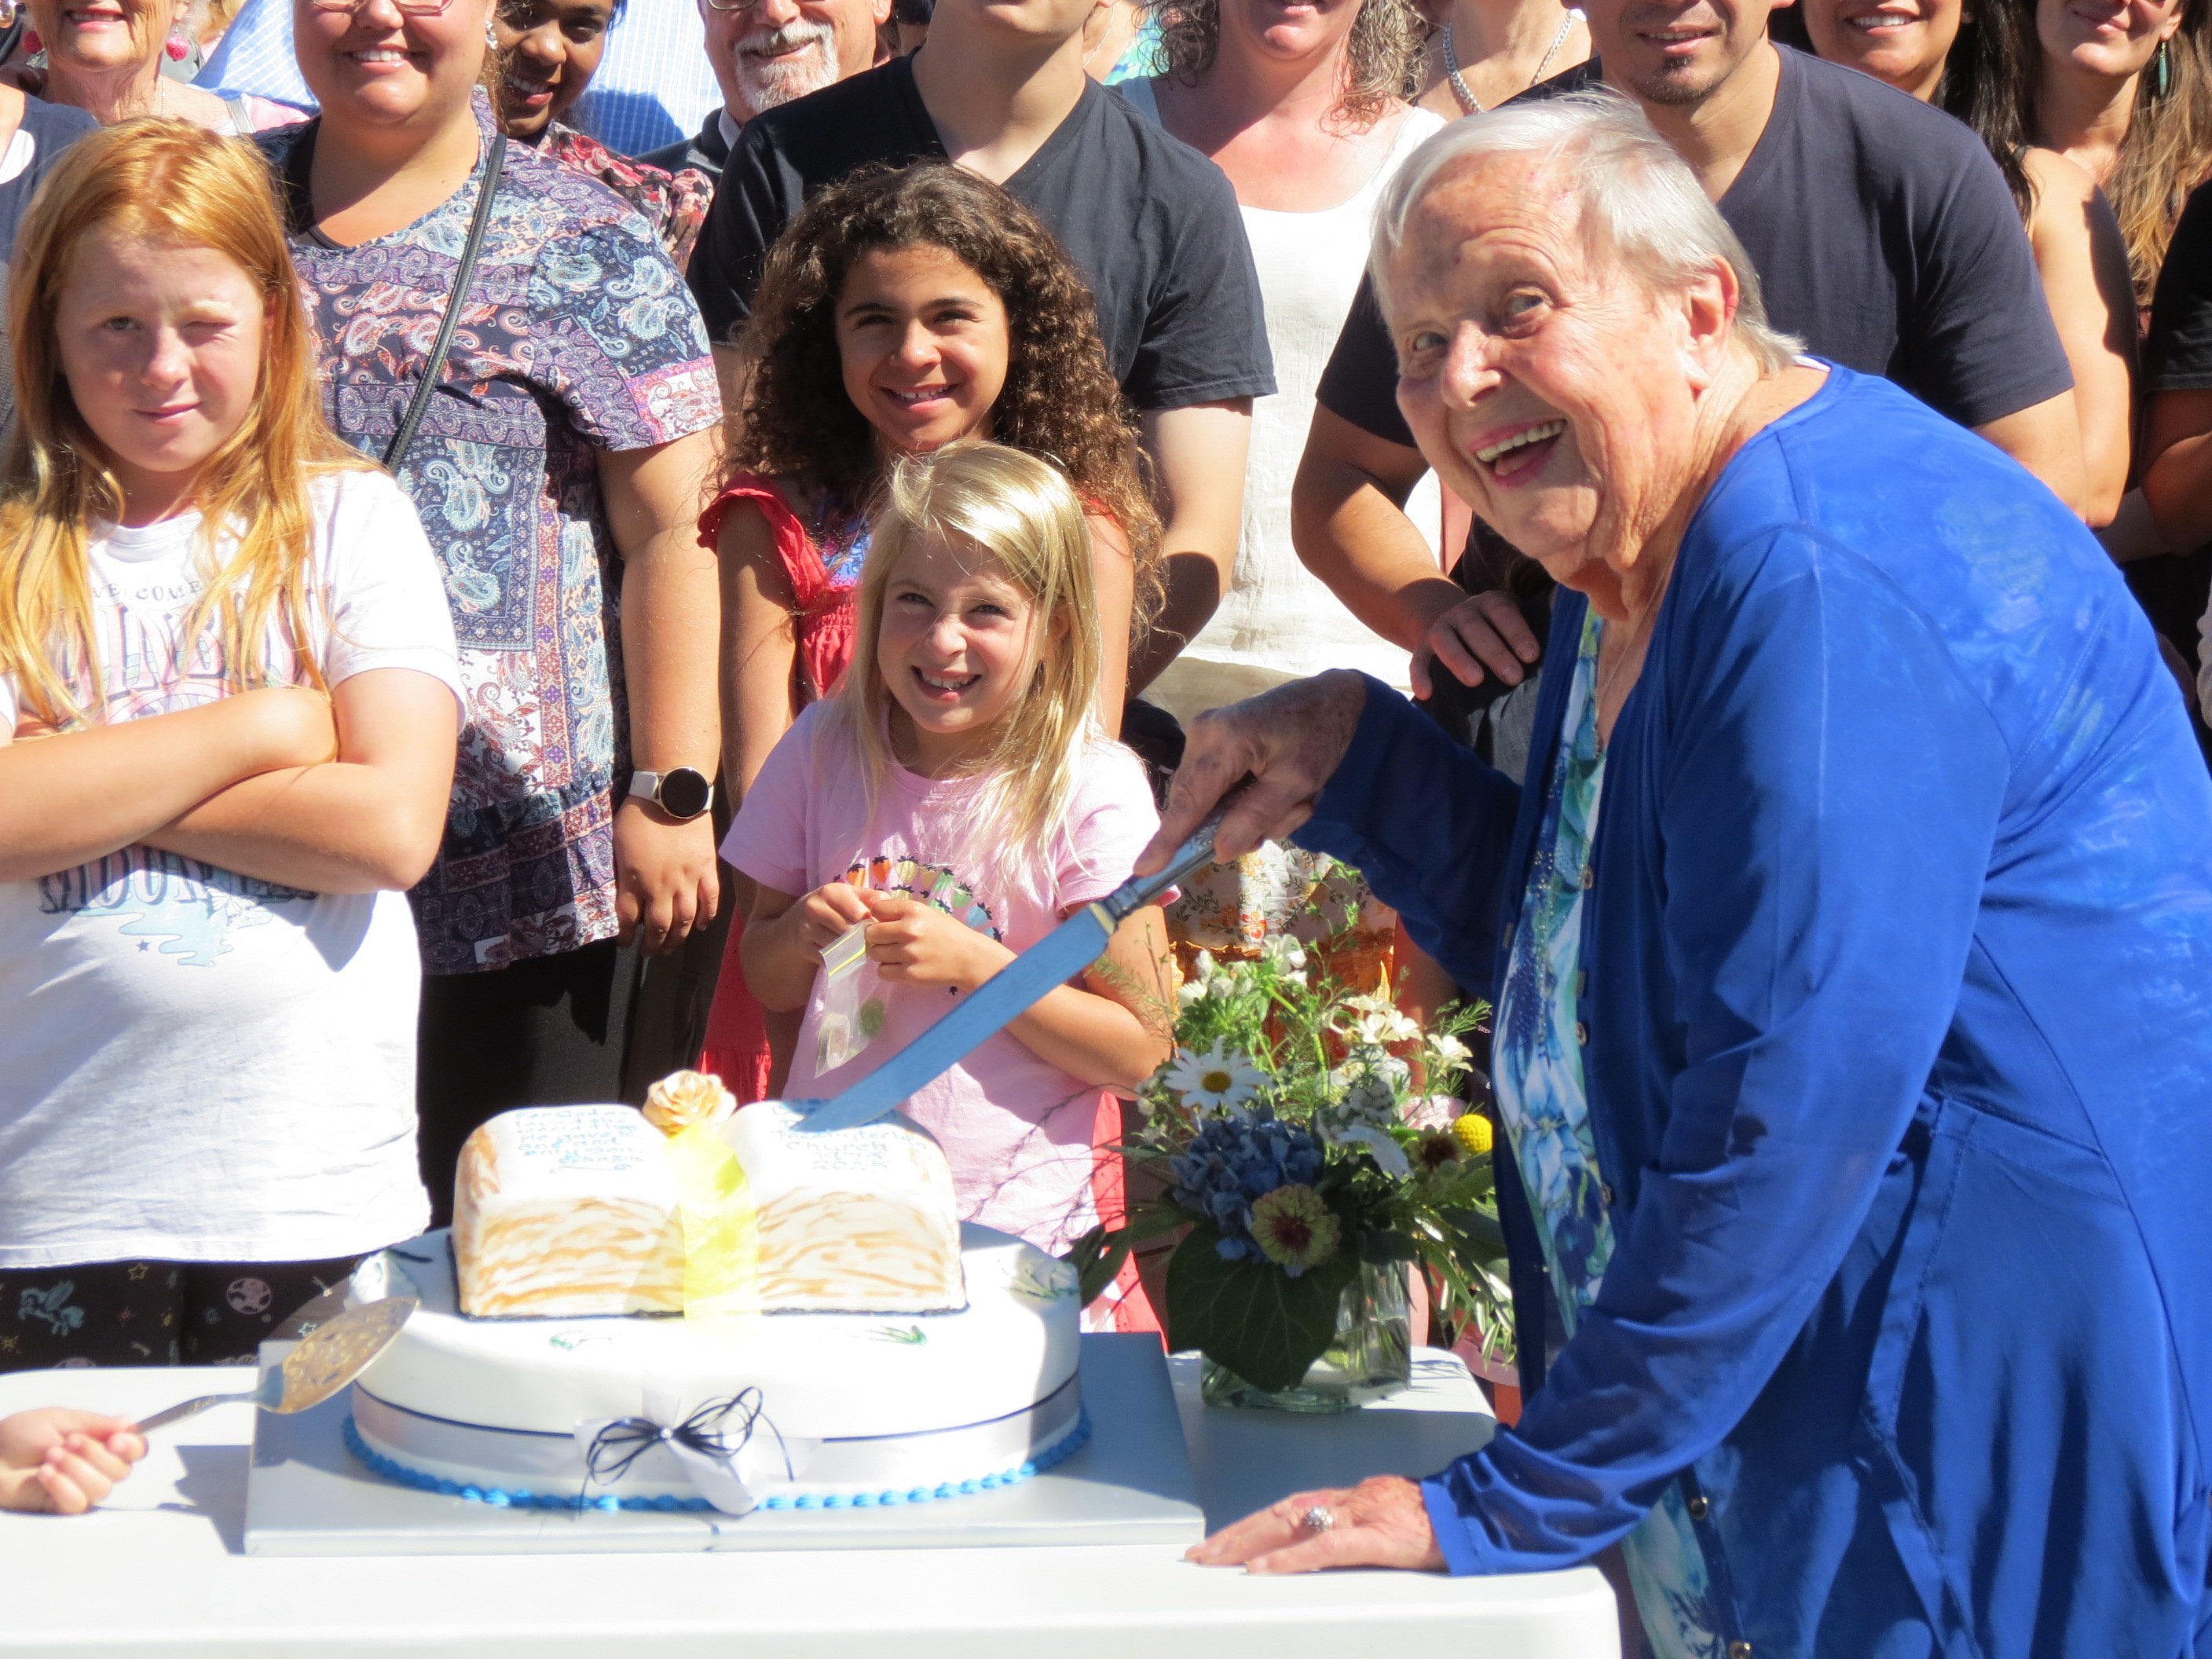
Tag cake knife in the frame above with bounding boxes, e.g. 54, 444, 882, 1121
130, 1295, 418, 1435
794, 808, 1229, 1135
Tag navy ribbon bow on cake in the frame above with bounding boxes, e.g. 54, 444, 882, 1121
575, 1388, 807, 1515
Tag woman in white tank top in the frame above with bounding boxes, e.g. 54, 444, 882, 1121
1118, 0, 1444, 719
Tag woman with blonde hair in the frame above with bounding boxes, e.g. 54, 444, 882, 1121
1122, 0, 1442, 720
21, 0, 304, 130
0, 119, 462, 1368
726, 440, 1175, 1324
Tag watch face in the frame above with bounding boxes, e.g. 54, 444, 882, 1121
658, 767, 712, 820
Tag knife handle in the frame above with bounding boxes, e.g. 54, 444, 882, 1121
1103, 809, 1228, 921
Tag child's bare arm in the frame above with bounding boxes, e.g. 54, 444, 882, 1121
0, 689, 335, 884
742, 880, 871, 1011
862, 894, 1175, 1097
0, 1409, 146, 1515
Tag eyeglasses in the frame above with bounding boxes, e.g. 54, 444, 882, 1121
702, 0, 771, 13
307, 0, 461, 14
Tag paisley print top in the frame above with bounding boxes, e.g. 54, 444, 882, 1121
259, 96, 720, 973
540, 122, 712, 273
1491, 609, 1729, 1659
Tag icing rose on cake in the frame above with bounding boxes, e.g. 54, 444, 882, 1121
642, 1070, 738, 1137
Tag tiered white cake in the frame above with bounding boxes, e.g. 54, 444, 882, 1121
345, 1081, 1086, 1512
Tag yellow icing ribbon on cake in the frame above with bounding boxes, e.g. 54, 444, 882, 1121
645, 1071, 760, 1320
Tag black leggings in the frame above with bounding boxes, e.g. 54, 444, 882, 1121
0, 1254, 367, 1372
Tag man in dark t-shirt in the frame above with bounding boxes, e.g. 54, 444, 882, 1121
1296, 20, 2087, 700
690, 0, 1276, 692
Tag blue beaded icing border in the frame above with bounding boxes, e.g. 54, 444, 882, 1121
342, 1406, 1093, 1515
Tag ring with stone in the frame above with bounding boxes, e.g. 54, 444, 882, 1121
1301, 1504, 1335, 1534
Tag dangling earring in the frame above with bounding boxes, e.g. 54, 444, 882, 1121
485, 13, 500, 46
2155, 37, 2173, 98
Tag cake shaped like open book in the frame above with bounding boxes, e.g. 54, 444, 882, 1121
455, 1077, 966, 1317
342, 1075, 1087, 1515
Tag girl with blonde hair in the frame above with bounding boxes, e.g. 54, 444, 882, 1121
0, 119, 462, 1370
726, 441, 1175, 1328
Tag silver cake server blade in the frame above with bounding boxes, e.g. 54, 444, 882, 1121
130, 1295, 417, 1435
793, 808, 1229, 1135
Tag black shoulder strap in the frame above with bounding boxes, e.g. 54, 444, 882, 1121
383, 130, 507, 473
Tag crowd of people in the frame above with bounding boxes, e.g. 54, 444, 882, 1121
0, 0, 2207, 1646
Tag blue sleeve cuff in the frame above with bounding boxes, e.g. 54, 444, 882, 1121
1292, 675, 1523, 997
1421, 1467, 1500, 1577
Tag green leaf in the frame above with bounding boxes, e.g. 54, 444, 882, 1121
1357, 1228, 1418, 1265
1164, 1221, 1361, 1392
1439, 1206, 1509, 1254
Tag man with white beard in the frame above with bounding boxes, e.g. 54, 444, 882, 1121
642, 0, 889, 181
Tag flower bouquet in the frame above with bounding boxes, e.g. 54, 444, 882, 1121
1071, 903, 1513, 1409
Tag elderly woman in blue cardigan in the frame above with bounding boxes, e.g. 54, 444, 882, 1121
1147, 93, 2212, 1659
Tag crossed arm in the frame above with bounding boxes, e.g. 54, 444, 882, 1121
0, 670, 456, 892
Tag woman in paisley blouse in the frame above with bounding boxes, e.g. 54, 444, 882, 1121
260, 0, 724, 1215
489, 0, 711, 269
700, 162, 1161, 1104
1148, 98, 2212, 1657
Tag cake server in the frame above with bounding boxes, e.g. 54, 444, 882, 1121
130, 1295, 418, 1435
794, 808, 1229, 1135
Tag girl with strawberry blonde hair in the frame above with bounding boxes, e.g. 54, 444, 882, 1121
0, 119, 463, 1371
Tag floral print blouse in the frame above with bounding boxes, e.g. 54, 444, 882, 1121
1491, 609, 1727, 1659
540, 122, 712, 273
259, 95, 720, 974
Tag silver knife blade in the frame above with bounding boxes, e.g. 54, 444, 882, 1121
793, 810, 1228, 1135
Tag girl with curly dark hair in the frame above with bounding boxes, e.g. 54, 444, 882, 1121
698, 160, 1163, 1104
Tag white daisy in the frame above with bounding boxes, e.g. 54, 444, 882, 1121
1163, 1040, 1265, 1113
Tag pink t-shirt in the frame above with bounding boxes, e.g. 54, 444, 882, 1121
722, 701, 1165, 1254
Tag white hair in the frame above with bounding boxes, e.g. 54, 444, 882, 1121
1369, 91, 1803, 373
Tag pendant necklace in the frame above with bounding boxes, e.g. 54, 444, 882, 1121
1443, 5, 1581, 114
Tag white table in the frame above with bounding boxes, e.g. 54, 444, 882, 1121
0, 1349, 1617, 1658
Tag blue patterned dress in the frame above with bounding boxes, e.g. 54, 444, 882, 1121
258, 96, 720, 973
1491, 609, 1725, 1658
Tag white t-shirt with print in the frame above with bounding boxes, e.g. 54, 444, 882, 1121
0, 470, 463, 1269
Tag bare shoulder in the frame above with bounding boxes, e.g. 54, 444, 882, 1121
2020, 145, 2100, 222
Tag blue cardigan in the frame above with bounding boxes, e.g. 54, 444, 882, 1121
1298, 368, 2212, 1656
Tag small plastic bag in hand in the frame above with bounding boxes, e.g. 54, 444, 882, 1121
815, 925, 888, 1075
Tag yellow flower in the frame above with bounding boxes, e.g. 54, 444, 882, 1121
1453, 1111, 1495, 1157
1247, 1184, 1341, 1276
642, 1069, 738, 1137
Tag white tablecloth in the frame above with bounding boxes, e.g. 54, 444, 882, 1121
0, 1348, 1617, 1657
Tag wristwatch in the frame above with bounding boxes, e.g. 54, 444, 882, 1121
627, 767, 713, 822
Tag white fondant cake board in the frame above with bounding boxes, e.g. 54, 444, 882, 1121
243, 1332, 1202, 1556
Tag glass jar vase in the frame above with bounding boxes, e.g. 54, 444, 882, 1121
1199, 1261, 1413, 1412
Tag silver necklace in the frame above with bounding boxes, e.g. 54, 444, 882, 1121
1443, 6, 1580, 114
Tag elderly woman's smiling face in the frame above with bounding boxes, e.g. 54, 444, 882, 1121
1384, 152, 1737, 608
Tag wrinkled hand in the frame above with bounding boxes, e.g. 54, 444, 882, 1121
1135, 669, 1368, 873
862, 890, 1010, 994
613, 800, 719, 956
0, 1410, 146, 1516
1411, 589, 1541, 700
792, 881, 872, 954
1186, 1476, 1446, 1574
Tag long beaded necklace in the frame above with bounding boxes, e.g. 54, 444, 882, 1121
1442, 6, 1581, 113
